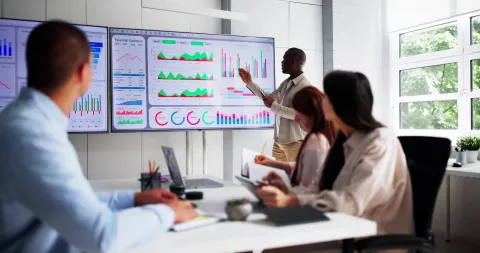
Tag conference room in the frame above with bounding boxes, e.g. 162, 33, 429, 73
1, 0, 480, 253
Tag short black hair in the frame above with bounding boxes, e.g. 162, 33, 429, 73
26, 20, 90, 91
287, 47, 306, 67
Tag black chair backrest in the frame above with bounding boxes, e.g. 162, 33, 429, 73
398, 136, 451, 242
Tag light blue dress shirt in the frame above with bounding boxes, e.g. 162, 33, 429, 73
0, 88, 175, 253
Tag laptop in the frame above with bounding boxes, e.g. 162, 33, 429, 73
161, 145, 223, 189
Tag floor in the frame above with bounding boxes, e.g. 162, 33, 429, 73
435, 233, 480, 253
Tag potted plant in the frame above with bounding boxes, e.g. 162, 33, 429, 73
456, 136, 480, 163
225, 198, 252, 221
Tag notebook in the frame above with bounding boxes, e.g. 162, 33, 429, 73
262, 205, 330, 226
171, 209, 223, 232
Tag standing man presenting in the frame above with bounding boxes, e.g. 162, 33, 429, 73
0, 21, 197, 253
239, 48, 311, 162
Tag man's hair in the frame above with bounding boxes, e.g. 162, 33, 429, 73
287, 47, 306, 67
27, 20, 90, 91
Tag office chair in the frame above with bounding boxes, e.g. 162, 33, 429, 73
354, 136, 451, 253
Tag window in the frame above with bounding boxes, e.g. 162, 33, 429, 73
392, 12, 480, 139
400, 63, 458, 96
400, 100, 458, 129
472, 16, 480, 45
472, 59, 480, 90
400, 22, 457, 57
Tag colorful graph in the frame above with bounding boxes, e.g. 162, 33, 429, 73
226, 87, 255, 98
224, 87, 273, 99
117, 119, 143, 125
117, 99, 142, 106
158, 71, 214, 81
71, 94, 101, 116
158, 88, 214, 98
89, 42, 103, 71
0, 38, 13, 57
116, 53, 144, 63
0, 80, 11, 89
221, 50, 268, 78
157, 52, 213, 62
216, 110, 271, 125
116, 109, 143, 115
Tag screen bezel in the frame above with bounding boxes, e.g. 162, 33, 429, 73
0, 18, 110, 134
108, 26, 276, 133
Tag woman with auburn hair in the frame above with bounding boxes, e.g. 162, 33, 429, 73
255, 86, 336, 195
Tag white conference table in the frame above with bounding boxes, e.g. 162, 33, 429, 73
89, 176, 377, 253
445, 159, 480, 241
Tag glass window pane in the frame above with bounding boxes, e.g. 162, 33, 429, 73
472, 16, 480, 45
472, 98, 480, 129
400, 100, 458, 129
400, 63, 458, 96
473, 59, 480, 91
400, 22, 458, 57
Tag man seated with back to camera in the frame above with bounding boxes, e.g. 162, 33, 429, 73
0, 20, 198, 253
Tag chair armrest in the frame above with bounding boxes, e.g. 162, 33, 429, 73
355, 235, 437, 253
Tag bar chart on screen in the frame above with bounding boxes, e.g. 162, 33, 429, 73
220, 49, 269, 79
0, 27, 15, 63
68, 94, 105, 130
215, 107, 272, 126
88, 35, 106, 81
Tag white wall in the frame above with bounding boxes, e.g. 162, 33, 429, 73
1, 0, 225, 179
386, 0, 480, 242
331, 0, 388, 125
387, 0, 480, 32
225, 0, 324, 180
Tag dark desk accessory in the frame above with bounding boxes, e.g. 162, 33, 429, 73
139, 167, 161, 191
452, 162, 463, 168
169, 184, 186, 198
262, 205, 329, 226
225, 198, 253, 221
185, 191, 203, 200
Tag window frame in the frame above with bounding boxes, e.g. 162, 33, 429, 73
391, 11, 480, 141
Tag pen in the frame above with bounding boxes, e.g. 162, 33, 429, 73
143, 166, 160, 191
260, 141, 267, 156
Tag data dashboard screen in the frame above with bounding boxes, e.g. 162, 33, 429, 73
109, 28, 275, 131
0, 18, 108, 132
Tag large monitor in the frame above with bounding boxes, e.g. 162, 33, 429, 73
109, 28, 275, 131
0, 18, 109, 132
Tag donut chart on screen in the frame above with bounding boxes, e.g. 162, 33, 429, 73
0, 19, 109, 132
148, 107, 274, 129
110, 27, 275, 131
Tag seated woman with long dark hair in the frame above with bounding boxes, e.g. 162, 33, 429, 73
257, 70, 413, 235
254, 86, 336, 194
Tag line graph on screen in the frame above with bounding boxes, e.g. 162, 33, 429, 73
116, 53, 144, 63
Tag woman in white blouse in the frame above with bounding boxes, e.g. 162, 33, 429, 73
254, 86, 336, 194
257, 70, 414, 236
